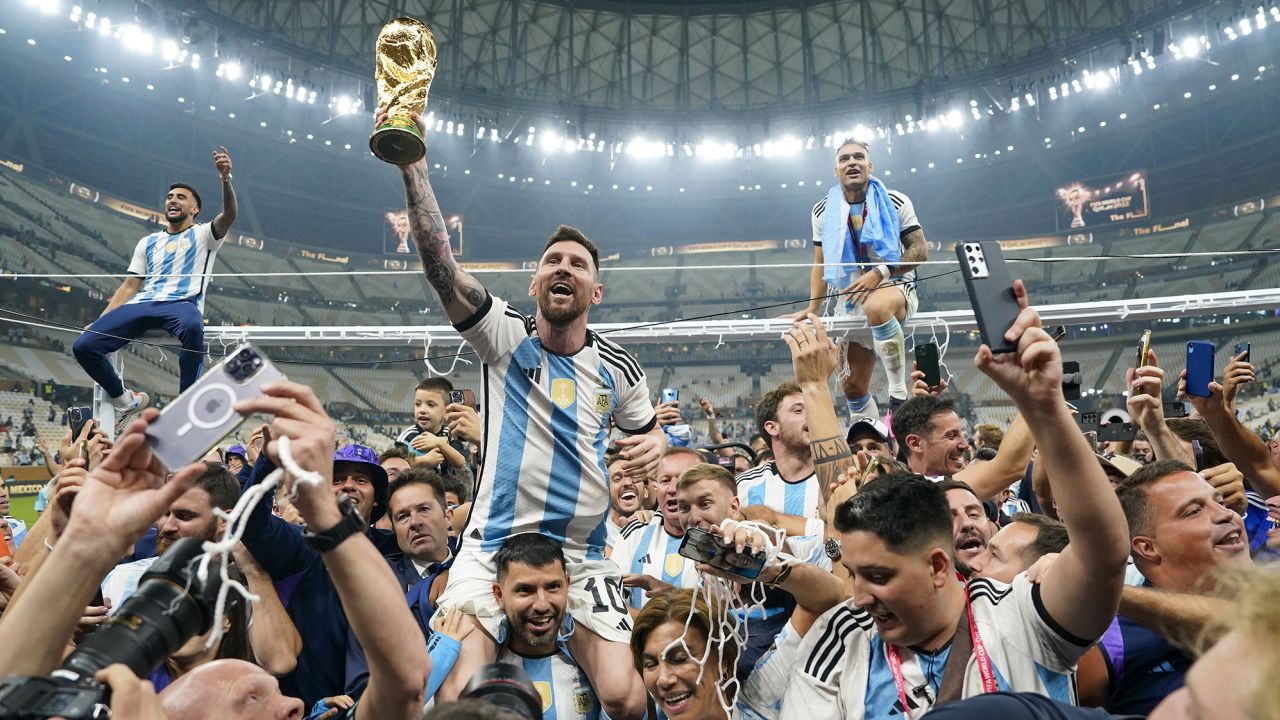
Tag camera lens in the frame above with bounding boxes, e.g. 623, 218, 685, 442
239, 349, 252, 360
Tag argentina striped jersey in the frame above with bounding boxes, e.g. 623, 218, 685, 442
456, 294, 657, 561
609, 516, 702, 609
126, 222, 224, 311
736, 462, 823, 520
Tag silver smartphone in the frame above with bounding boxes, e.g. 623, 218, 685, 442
144, 343, 286, 470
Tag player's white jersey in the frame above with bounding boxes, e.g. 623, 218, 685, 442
610, 516, 701, 610
736, 462, 822, 520
126, 222, 224, 310
456, 294, 656, 562
497, 644, 600, 720
811, 190, 921, 291
740, 620, 804, 720
779, 575, 1090, 719
101, 556, 157, 610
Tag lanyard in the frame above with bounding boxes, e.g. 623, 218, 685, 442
885, 579, 997, 718
846, 202, 869, 265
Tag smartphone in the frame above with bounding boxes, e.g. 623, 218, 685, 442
1098, 421, 1138, 443
67, 406, 93, 440
1050, 325, 1068, 342
1061, 361, 1082, 401
914, 342, 941, 388
1234, 342, 1251, 363
677, 526, 765, 580
661, 388, 679, 404
144, 344, 287, 471
448, 389, 477, 408
1185, 341, 1216, 398
1135, 330, 1152, 370
1164, 401, 1189, 419
956, 241, 1021, 354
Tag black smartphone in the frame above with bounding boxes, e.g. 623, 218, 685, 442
67, 406, 93, 440
448, 389, 476, 408
1050, 325, 1067, 342
677, 526, 765, 580
1234, 342, 1251, 363
1062, 361, 1082, 401
914, 342, 941, 388
1098, 421, 1138, 443
956, 241, 1021, 354
1164, 401, 1189, 419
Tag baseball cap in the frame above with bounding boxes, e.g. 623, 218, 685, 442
847, 415, 891, 445
333, 444, 390, 523
1097, 453, 1143, 479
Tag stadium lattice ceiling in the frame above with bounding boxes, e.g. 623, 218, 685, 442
162, 0, 1211, 123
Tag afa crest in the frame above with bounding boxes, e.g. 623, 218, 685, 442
594, 390, 612, 416
574, 689, 595, 715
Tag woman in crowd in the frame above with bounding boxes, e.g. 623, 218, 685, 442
632, 589, 740, 720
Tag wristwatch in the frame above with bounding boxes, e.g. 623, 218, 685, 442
824, 537, 843, 561
874, 263, 892, 280
302, 496, 364, 552
766, 562, 794, 590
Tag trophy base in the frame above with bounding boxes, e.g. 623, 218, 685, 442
369, 117, 426, 165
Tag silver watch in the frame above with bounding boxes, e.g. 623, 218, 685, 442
824, 537, 842, 560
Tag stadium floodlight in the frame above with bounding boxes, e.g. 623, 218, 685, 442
1239, 18, 1252, 35
190, 52, 200, 69
38, 0, 57, 14
694, 140, 735, 160
1180, 37, 1201, 57
259, 73, 272, 90
69, 5, 80, 22
121, 24, 153, 54
98, 17, 111, 35
162, 40, 179, 62
225, 61, 242, 81
84, 11, 95, 28
1257, 9, 1268, 29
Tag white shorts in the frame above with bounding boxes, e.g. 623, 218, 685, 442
830, 278, 919, 327
437, 542, 633, 645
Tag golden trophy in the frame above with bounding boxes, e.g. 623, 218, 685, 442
369, 17, 438, 165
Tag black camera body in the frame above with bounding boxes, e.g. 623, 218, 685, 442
225, 347, 265, 383
0, 538, 223, 720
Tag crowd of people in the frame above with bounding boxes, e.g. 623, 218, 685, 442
1, 119, 1279, 720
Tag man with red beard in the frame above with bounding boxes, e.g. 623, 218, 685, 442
100, 462, 240, 605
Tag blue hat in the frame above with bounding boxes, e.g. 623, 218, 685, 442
225, 444, 248, 461
333, 444, 390, 523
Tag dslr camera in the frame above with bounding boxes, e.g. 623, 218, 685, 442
0, 538, 224, 719
458, 663, 542, 719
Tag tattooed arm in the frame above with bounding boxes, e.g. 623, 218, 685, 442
891, 227, 929, 276
386, 110, 487, 324
783, 315, 855, 507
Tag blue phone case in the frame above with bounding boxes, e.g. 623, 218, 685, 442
1185, 341, 1216, 398
661, 388, 678, 404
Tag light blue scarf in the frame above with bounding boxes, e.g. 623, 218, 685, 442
821, 176, 901, 289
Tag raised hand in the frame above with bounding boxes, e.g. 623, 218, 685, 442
974, 280, 1063, 410
232, 381, 338, 527
212, 146, 232, 178
63, 410, 203, 558
784, 313, 838, 385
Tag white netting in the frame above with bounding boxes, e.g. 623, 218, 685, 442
657, 520, 791, 717
186, 435, 326, 650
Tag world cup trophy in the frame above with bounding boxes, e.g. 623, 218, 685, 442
369, 17, 438, 165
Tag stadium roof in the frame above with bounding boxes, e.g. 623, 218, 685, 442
158, 0, 1210, 122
